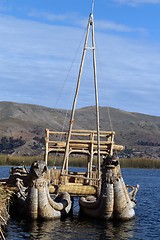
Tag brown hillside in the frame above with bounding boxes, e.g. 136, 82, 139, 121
0, 101, 159, 157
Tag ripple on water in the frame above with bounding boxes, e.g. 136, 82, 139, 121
1, 167, 160, 240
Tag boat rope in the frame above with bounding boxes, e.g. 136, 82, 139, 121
91, 0, 113, 134
107, 106, 113, 132
60, 8, 102, 187
53, 30, 86, 110
95, 39, 114, 132
52, 29, 88, 166
53, 1, 97, 168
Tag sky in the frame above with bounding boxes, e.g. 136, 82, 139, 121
0, 0, 160, 116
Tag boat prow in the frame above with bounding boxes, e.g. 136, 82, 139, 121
79, 157, 139, 220
10, 160, 72, 220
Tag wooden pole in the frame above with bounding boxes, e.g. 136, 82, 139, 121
44, 128, 49, 165
61, 5, 101, 191
91, 13, 101, 183
61, 14, 92, 175
89, 132, 94, 185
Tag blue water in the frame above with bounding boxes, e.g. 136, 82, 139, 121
1, 167, 160, 240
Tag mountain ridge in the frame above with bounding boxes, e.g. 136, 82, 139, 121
0, 101, 159, 158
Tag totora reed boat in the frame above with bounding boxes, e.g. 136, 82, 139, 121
8, 0, 139, 221
43, 0, 139, 221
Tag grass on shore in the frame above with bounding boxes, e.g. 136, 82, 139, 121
119, 157, 160, 169
0, 155, 89, 167
0, 154, 160, 169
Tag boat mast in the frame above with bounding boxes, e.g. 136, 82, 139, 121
91, 2, 101, 182
61, 0, 101, 182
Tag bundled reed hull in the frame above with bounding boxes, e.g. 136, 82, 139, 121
15, 161, 72, 220
79, 160, 139, 220
0, 185, 15, 240
113, 176, 136, 220
80, 182, 114, 219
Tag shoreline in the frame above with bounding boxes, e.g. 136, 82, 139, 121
0, 155, 160, 169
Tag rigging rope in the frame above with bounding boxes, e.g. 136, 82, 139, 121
107, 106, 113, 132
53, 29, 88, 166
53, 30, 86, 110
52, 0, 115, 166
95, 38, 113, 132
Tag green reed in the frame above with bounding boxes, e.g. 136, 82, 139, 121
0, 155, 44, 166
0, 154, 94, 167
119, 157, 160, 169
0, 154, 160, 169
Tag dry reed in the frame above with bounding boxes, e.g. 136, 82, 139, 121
0, 154, 160, 169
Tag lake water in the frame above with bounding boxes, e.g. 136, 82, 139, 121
1, 166, 160, 240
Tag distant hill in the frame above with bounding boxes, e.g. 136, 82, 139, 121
0, 101, 159, 158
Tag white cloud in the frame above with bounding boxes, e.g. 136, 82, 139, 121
28, 10, 70, 22
28, 9, 86, 28
113, 0, 160, 6
0, 14, 159, 116
0, 14, 83, 107
0, 2, 148, 35
28, 9, 147, 34
95, 20, 147, 34
95, 32, 160, 115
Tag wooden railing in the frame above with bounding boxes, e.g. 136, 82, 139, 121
44, 129, 124, 164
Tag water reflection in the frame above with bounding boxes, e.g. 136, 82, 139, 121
7, 212, 135, 240
98, 220, 135, 240
26, 197, 135, 240
5, 168, 160, 240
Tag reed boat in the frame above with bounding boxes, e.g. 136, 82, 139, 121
44, 0, 139, 220
6, 0, 139, 222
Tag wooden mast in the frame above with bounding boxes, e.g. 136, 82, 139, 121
61, 1, 101, 183
91, 8, 101, 183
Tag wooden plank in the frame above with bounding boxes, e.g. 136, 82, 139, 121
61, 173, 100, 181
45, 129, 124, 165
49, 184, 97, 196
47, 129, 115, 135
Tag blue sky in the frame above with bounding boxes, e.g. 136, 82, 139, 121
0, 0, 160, 116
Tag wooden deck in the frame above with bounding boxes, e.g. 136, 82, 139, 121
49, 168, 98, 196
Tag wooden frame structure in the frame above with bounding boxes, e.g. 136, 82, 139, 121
45, 128, 115, 161
43, 5, 124, 195
44, 11, 102, 189
61, 12, 102, 183
44, 128, 124, 186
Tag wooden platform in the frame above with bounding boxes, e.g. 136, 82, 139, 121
44, 129, 124, 162
49, 183, 97, 196
49, 168, 98, 196
44, 129, 124, 196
